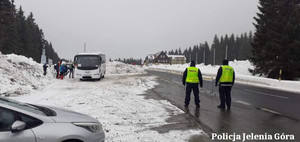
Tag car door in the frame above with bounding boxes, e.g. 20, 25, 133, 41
0, 107, 36, 142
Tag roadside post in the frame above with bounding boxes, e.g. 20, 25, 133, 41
279, 69, 282, 81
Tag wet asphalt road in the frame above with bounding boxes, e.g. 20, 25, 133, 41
146, 70, 300, 140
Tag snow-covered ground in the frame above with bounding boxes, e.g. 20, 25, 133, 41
1, 54, 205, 141
13, 75, 204, 141
0, 53, 54, 97
146, 60, 300, 93
106, 61, 145, 75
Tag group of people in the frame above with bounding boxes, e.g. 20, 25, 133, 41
42, 60, 75, 79
182, 59, 235, 110
54, 60, 75, 79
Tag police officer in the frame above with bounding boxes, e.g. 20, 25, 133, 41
182, 61, 203, 108
215, 59, 235, 109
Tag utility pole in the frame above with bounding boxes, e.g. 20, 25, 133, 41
203, 50, 206, 65
196, 53, 198, 64
84, 43, 86, 53
225, 45, 228, 60
213, 48, 216, 66
189, 54, 191, 63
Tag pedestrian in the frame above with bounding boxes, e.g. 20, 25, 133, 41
43, 63, 48, 76
54, 63, 58, 78
215, 59, 235, 109
59, 63, 66, 80
56, 60, 62, 79
69, 63, 74, 78
182, 60, 203, 108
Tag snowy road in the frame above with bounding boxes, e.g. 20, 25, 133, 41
146, 70, 300, 139
12, 74, 208, 142
146, 70, 300, 119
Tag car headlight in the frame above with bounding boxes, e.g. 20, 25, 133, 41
73, 122, 103, 133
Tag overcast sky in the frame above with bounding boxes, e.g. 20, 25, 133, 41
14, 0, 259, 60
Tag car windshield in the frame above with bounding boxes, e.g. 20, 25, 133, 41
76, 55, 100, 67
0, 97, 47, 116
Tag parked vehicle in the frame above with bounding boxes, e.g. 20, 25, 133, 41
0, 97, 105, 142
74, 53, 106, 80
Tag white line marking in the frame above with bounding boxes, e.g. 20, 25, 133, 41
260, 108, 281, 115
244, 89, 289, 99
235, 101, 251, 106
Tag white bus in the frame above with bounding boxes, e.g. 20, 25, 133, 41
74, 52, 106, 80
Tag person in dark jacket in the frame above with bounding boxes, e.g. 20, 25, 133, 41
182, 61, 203, 108
43, 63, 48, 76
68, 63, 74, 78
54, 63, 59, 78
215, 59, 235, 109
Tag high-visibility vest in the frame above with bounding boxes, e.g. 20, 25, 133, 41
186, 67, 199, 83
219, 65, 234, 83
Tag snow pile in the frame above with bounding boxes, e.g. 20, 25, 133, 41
0, 53, 54, 97
13, 75, 205, 141
147, 60, 300, 93
147, 60, 253, 76
106, 61, 146, 75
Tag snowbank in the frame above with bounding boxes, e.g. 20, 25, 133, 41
12, 72, 206, 141
146, 60, 300, 93
0, 53, 54, 97
147, 60, 253, 76
106, 61, 146, 75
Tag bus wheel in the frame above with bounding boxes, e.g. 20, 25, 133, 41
97, 74, 102, 80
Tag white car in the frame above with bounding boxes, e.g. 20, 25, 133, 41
0, 97, 105, 142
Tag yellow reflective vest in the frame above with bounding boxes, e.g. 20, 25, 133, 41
219, 65, 234, 83
186, 67, 199, 83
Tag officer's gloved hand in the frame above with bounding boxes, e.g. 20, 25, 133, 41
215, 82, 218, 87
183, 82, 185, 86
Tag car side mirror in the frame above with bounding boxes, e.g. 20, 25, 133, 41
11, 120, 26, 133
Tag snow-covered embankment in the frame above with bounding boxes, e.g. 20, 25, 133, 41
2, 57, 206, 141
147, 60, 300, 93
0, 53, 54, 97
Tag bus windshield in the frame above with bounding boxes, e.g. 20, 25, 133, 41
76, 55, 100, 68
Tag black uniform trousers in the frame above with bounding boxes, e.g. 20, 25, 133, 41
218, 86, 232, 108
185, 83, 200, 106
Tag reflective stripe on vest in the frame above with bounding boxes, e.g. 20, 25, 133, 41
219, 65, 234, 83
186, 67, 199, 83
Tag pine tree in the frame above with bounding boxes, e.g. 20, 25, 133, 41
0, 1, 60, 63
251, 0, 300, 79
14, 6, 26, 55
174, 49, 178, 55
178, 48, 182, 55
211, 35, 220, 65
0, 0, 19, 54
284, 2, 300, 79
